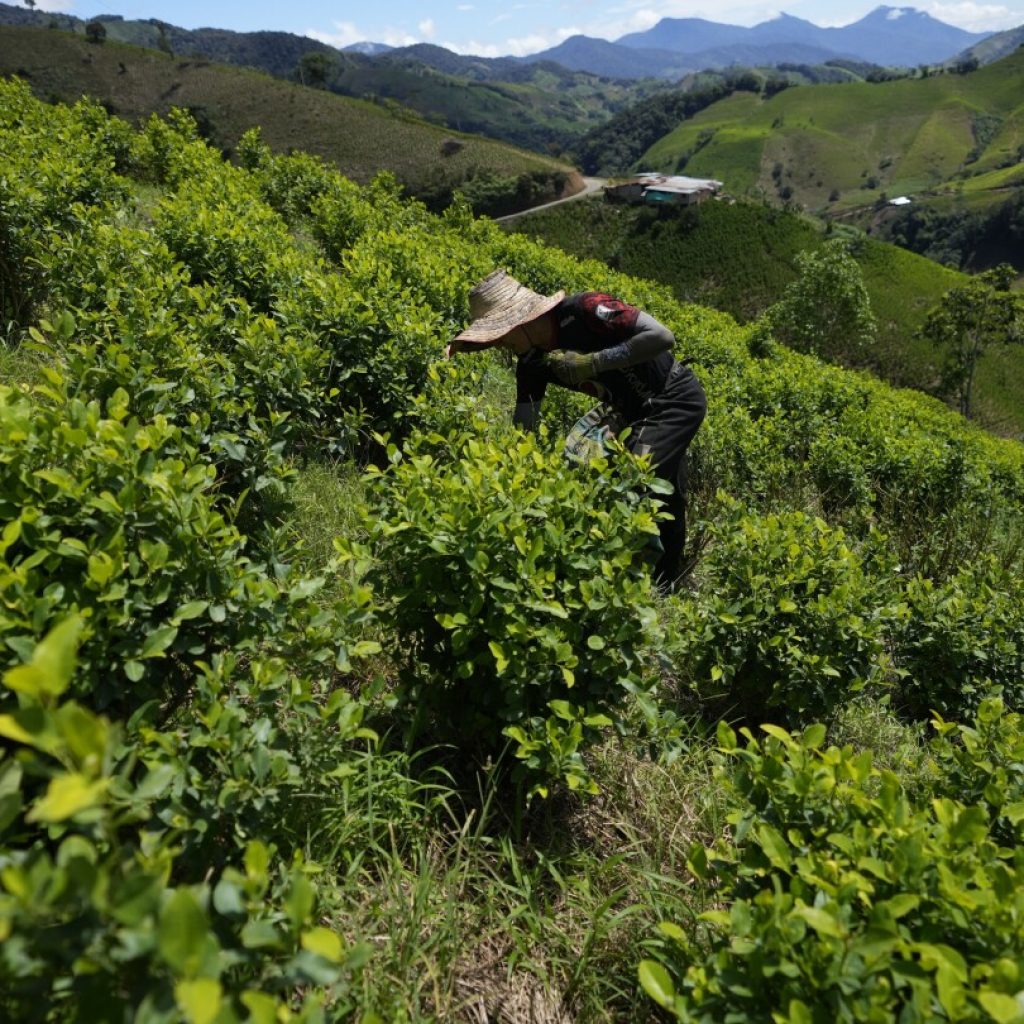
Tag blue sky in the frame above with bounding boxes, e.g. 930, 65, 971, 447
31, 0, 1024, 56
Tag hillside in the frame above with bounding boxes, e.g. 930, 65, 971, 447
0, 3, 659, 154
633, 48, 1024, 241
2, 76, 1024, 1024
951, 24, 1024, 66
0, 25, 579, 213
511, 195, 1024, 435
323, 48, 663, 154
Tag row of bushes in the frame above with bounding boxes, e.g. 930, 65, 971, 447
665, 496, 1024, 726
642, 701, 1024, 1021
2, 75, 1022, 771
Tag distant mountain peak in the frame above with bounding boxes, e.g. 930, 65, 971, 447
343, 41, 392, 56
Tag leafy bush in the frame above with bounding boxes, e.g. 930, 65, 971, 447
153, 174, 299, 313
366, 429, 662, 796
236, 127, 336, 223
36, 218, 322, 508
0, 381, 377, 712
640, 718, 1024, 1022
765, 239, 877, 363
0, 79, 129, 324
664, 496, 896, 725
0, 621, 374, 1021
928, 697, 1024, 847
893, 558, 1024, 719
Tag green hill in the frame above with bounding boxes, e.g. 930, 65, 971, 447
633, 48, 1024, 243
511, 195, 1024, 435
0, 3, 659, 155
0, 24, 578, 211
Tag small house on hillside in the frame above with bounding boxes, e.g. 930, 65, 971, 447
888, 196, 912, 207
605, 173, 723, 207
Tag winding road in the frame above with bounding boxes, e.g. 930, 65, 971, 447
494, 176, 607, 224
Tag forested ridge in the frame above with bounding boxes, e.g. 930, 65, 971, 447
1, 79, 1023, 1021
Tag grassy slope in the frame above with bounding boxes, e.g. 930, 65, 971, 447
512, 195, 1024, 436
640, 49, 1024, 218
0, 25, 576, 196
327, 60, 657, 154
0, 5, 658, 156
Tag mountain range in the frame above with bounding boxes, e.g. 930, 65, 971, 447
527, 7, 995, 78
0, 1, 1004, 82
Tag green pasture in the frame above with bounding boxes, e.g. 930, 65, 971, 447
638, 49, 1024, 216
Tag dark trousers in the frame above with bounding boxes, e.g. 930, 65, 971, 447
626, 365, 707, 590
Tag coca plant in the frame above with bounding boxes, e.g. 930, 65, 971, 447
366, 428, 664, 797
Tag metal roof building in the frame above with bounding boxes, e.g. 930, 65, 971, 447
605, 173, 724, 207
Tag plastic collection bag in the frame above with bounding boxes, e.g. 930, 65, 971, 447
563, 405, 627, 464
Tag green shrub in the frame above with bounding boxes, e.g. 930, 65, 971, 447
275, 265, 444, 449
365, 428, 662, 796
36, 218, 322, 509
894, 559, 1024, 719
0, 381, 376, 712
928, 697, 1024, 847
237, 128, 336, 223
153, 175, 298, 313
0, 79, 128, 325
640, 718, 1024, 1022
664, 496, 896, 725
0, 620, 374, 1021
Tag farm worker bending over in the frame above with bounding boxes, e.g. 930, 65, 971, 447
447, 269, 707, 592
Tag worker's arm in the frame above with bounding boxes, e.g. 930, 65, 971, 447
544, 312, 675, 386
591, 312, 675, 372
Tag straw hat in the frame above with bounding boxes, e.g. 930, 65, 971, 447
451, 270, 565, 349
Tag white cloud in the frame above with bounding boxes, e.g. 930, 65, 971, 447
924, 1, 1023, 29
626, 9, 663, 32
419, 18, 436, 37
457, 3, 475, 9
307, 21, 419, 48
604, 0, 782, 31
33, 0, 75, 11
443, 22, 581, 56
306, 21, 364, 48
506, 32, 562, 54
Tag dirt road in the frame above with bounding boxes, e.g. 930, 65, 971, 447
494, 176, 607, 224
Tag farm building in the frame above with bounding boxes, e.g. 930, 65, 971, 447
604, 173, 723, 207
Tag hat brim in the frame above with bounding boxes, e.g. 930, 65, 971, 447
451, 290, 565, 349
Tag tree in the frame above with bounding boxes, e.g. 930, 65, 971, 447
920, 264, 1023, 419
764, 239, 877, 364
85, 19, 106, 44
296, 51, 336, 88
156, 22, 173, 56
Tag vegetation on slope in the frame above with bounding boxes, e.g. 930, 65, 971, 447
0, 25, 578, 214
621, 48, 1024, 262
1, 79, 1023, 1021
511, 196, 1024, 435
0, 4, 663, 156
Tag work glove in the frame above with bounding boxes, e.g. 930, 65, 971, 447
543, 349, 599, 387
